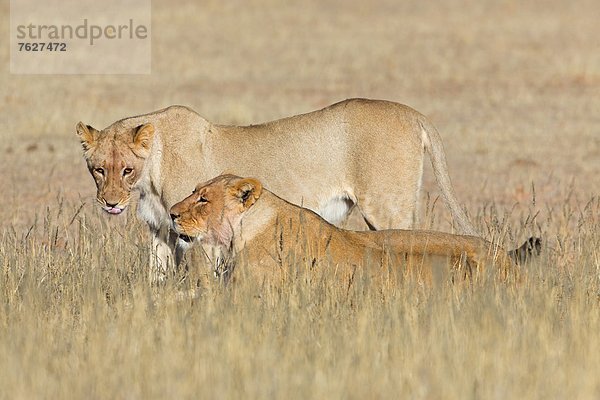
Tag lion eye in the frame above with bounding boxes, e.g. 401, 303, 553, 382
123, 168, 133, 176
197, 196, 208, 204
94, 168, 105, 176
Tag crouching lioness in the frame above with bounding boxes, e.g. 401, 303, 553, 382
170, 175, 540, 285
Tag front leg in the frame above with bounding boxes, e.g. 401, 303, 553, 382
150, 226, 196, 284
149, 227, 177, 284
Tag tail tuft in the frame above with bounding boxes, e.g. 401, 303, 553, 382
508, 237, 542, 264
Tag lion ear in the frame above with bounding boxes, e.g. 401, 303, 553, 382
131, 124, 155, 157
76, 122, 98, 153
233, 178, 263, 210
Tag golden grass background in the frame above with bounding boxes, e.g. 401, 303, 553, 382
1, 0, 599, 398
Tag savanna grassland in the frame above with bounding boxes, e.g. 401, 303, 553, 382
1, 0, 599, 399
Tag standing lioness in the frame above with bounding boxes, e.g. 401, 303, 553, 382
170, 175, 533, 284
77, 99, 477, 282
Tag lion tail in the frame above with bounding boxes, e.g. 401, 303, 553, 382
507, 237, 542, 264
418, 118, 479, 236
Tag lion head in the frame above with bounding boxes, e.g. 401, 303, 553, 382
76, 122, 154, 215
169, 175, 263, 245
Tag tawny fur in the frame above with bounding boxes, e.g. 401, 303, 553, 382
170, 175, 520, 285
77, 99, 476, 283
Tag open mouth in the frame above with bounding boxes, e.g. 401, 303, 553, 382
178, 234, 194, 243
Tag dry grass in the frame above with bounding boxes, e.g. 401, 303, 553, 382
0, 198, 599, 399
1, 0, 599, 398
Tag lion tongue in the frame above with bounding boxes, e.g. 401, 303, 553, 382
106, 207, 123, 215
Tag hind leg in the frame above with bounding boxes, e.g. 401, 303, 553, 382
317, 194, 377, 231
353, 144, 424, 230
355, 195, 418, 230
355, 176, 421, 230
340, 206, 371, 230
